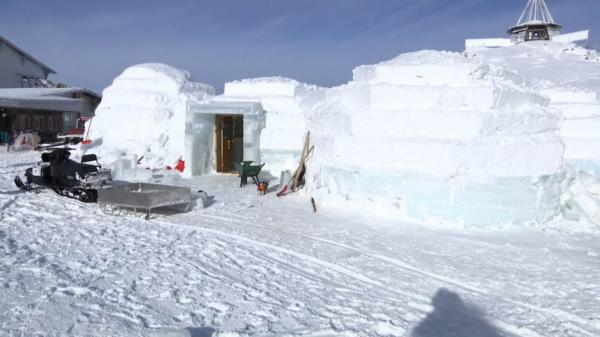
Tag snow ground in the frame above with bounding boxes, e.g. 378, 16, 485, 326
1, 150, 599, 337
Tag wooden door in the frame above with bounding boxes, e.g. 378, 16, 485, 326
215, 115, 243, 173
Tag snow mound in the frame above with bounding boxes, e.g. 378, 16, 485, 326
82, 63, 214, 169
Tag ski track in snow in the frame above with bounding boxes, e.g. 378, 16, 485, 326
1, 151, 600, 337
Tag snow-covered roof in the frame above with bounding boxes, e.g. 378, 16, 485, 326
0, 87, 100, 112
0, 34, 56, 75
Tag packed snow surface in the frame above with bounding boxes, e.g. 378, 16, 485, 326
82, 63, 214, 170
1, 150, 600, 337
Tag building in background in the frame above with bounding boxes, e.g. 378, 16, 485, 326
0, 34, 55, 88
0, 34, 100, 142
465, 0, 589, 49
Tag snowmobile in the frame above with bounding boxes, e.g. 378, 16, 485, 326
14, 147, 112, 202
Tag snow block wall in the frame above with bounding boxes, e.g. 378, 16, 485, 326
81, 63, 214, 171
221, 77, 322, 175
80, 43, 600, 228
308, 51, 565, 227
554, 94, 600, 175
471, 43, 600, 174
471, 43, 600, 225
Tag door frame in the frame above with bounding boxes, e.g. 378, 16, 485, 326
215, 114, 244, 173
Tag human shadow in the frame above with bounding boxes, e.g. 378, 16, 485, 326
412, 289, 503, 337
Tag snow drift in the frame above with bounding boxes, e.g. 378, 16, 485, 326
82, 63, 214, 171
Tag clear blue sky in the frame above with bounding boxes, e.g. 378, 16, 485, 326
1, 0, 598, 93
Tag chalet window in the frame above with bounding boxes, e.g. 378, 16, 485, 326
21, 77, 30, 88
29, 78, 37, 88
0, 41, 4, 52
34, 116, 44, 131
20, 54, 26, 66
48, 116, 59, 131
19, 115, 31, 130
63, 112, 76, 128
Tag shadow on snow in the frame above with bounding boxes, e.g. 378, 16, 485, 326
412, 288, 504, 337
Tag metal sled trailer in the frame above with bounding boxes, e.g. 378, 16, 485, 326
98, 183, 192, 219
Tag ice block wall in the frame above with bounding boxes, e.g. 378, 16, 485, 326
308, 51, 565, 227
470, 43, 600, 226
552, 91, 600, 175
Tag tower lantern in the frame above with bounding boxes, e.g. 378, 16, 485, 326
508, 0, 562, 43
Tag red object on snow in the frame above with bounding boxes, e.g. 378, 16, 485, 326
276, 185, 289, 197
175, 159, 185, 172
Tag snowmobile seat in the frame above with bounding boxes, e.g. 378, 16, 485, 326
81, 154, 101, 167
42, 149, 70, 162
80, 164, 99, 176
234, 161, 265, 187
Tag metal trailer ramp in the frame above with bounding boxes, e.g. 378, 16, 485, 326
98, 183, 192, 219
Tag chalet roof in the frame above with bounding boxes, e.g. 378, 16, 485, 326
0, 34, 56, 75
0, 87, 101, 112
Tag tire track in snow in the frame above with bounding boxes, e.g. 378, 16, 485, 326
176, 228, 424, 335
151, 219, 429, 334
155, 219, 426, 299
153, 218, 564, 337
171, 212, 600, 337
1, 193, 180, 334
198, 213, 487, 292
